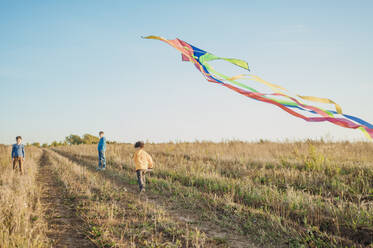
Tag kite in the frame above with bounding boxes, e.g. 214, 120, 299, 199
143, 35, 373, 140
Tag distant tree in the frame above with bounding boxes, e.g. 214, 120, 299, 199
32, 142, 40, 148
82, 134, 100, 144
107, 140, 117, 144
42, 143, 48, 148
51, 141, 59, 147
65, 135, 83, 145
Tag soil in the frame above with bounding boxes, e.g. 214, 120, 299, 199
37, 151, 96, 248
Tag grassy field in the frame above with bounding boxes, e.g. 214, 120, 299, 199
0, 145, 49, 247
0, 141, 372, 247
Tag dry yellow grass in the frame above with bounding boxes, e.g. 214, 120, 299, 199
0, 145, 49, 248
45, 148, 226, 247
0, 141, 372, 247
54, 141, 373, 247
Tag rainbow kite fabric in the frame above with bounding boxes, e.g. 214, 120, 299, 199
143, 35, 373, 140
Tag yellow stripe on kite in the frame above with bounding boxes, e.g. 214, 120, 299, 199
297, 95, 342, 114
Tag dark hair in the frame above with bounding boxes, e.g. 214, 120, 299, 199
99, 131, 104, 135
16, 136, 22, 140
134, 141, 144, 148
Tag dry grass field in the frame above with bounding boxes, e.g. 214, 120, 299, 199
0, 141, 372, 247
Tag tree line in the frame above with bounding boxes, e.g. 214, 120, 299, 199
28, 134, 117, 147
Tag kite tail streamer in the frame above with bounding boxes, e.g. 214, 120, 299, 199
144, 35, 373, 140
222, 83, 373, 139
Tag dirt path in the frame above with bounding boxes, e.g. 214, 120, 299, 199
51, 149, 257, 248
37, 151, 96, 248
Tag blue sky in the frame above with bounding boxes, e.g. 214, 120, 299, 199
1, 0, 372, 144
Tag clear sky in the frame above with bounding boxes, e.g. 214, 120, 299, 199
1, 0, 372, 144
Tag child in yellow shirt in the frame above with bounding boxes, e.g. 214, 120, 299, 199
133, 141, 153, 192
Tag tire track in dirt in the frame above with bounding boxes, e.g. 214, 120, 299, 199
51, 149, 258, 248
37, 150, 96, 248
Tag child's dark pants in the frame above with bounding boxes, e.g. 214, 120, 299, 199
136, 169, 146, 191
13, 157, 24, 174
98, 150, 106, 169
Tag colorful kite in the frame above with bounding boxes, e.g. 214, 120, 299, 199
143, 35, 373, 139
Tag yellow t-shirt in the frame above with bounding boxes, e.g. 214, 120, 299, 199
133, 149, 153, 171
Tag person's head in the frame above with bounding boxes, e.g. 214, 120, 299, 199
16, 136, 22, 144
134, 141, 144, 149
99, 131, 104, 138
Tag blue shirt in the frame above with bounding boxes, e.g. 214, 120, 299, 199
12, 144, 25, 158
98, 137, 106, 151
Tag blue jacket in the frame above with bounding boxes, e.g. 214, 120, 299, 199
98, 137, 106, 151
12, 144, 25, 158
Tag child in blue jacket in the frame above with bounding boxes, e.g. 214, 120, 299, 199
97, 131, 106, 171
12, 136, 25, 174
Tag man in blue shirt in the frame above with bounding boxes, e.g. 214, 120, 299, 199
97, 131, 106, 171
12, 136, 25, 174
